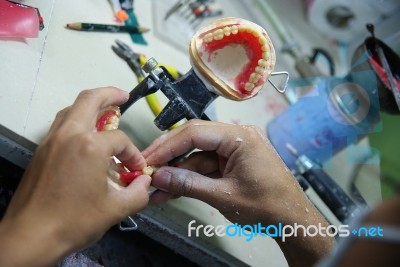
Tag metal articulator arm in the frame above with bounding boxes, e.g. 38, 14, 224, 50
119, 58, 217, 131
155, 68, 217, 130
119, 75, 161, 114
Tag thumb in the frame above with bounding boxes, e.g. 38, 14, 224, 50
116, 175, 151, 216
152, 166, 220, 202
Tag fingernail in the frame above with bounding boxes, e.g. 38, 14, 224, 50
152, 169, 171, 191
134, 174, 152, 184
121, 90, 129, 100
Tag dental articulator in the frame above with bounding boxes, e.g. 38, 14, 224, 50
118, 17, 289, 131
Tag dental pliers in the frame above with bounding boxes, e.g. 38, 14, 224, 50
112, 39, 146, 80
112, 40, 185, 129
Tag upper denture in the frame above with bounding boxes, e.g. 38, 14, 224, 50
190, 18, 276, 101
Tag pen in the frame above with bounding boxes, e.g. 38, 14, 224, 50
66, 23, 150, 34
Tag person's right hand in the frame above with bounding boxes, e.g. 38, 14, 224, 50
143, 119, 309, 225
143, 120, 334, 266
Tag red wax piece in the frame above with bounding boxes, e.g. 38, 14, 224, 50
119, 170, 143, 185
369, 55, 400, 92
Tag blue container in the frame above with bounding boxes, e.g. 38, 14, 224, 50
267, 71, 381, 170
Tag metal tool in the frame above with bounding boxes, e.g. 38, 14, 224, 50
112, 39, 145, 79
190, 7, 223, 25
112, 39, 182, 81
297, 155, 358, 223
181, 0, 213, 18
119, 0, 134, 10
286, 144, 359, 223
367, 24, 400, 110
164, 0, 190, 21
112, 40, 183, 128
119, 57, 216, 131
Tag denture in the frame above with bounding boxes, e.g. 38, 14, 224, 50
190, 17, 276, 100
95, 106, 155, 187
96, 106, 121, 131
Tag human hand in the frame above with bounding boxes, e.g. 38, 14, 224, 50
0, 87, 151, 266
144, 119, 309, 225
143, 120, 333, 266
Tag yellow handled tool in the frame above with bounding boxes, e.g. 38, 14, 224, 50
112, 40, 182, 129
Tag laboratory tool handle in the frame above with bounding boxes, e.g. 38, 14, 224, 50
302, 168, 356, 222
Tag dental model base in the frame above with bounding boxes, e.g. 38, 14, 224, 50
120, 17, 288, 131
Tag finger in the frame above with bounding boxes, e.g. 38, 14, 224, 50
113, 175, 151, 216
67, 87, 128, 128
142, 119, 224, 158
48, 106, 70, 135
141, 126, 186, 158
177, 151, 219, 175
97, 130, 147, 171
150, 190, 174, 204
145, 120, 243, 165
151, 166, 222, 203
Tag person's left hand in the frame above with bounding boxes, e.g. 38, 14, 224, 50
0, 87, 151, 266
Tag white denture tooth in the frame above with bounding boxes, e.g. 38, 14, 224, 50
142, 166, 154, 176
250, 30, 259, 37
213, 29, 224, 40
231, 25, 238, 34
204, 33, 213, 42
223, 26, 231, 36
104, 124, 116, 131
213, 29, 223, 36
262, 51, 269, 60
255, 66, 265, 74
259, 36, 267, 46
258, 59, 268, 68
249, 73, 261, 83
238, 25, 246, 32
261, 45, 268, 52
245, 27, 253, 33
244, 82, 255, 91
205, 36, 214, 42
107, 116, 119, 124
214, 34, 223, 40
251, 29, 259, 37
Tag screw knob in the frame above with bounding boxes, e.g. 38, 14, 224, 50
142, 58, 158, 73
